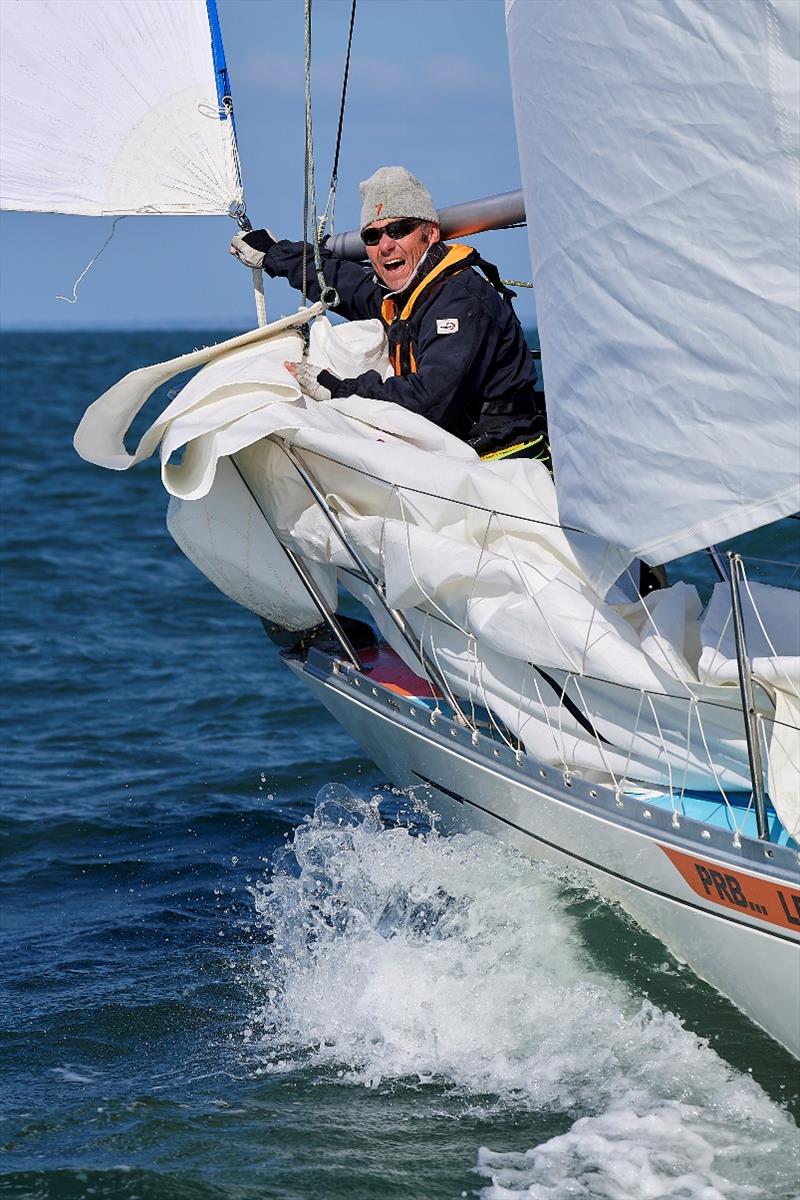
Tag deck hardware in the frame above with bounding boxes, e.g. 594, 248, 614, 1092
515, 751, 523, 766
590, 789, 598, 799
471, 731, 479, 746
728, 551, 769, 840
672, 813, 681, 829
371, 686, 379, 696
764, 847, 774, 858
615, 797, 623, 808
430, 713, 437, 726
539, 769, 547, 778
701, 829, 711, 839
409, 706, 416, 716
450, 728, 458, 737
493, 748, 501, 757
643, 809, 652, 819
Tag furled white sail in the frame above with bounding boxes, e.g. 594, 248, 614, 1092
506, 0, 800, 570
0, 0, 242, 216
71, 316, 800, 830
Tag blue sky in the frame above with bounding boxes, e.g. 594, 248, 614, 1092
0, 0, 535, 330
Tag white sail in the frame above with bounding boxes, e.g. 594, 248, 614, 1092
71, 314, 800, 821
0, 0, 242, 216
506, 0, 800, 569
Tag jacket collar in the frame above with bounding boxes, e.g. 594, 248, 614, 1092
374, 241, 448, 300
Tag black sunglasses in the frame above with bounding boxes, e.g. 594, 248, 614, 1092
360, 218, 423, 246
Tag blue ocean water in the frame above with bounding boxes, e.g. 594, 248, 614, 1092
1, 331, 798, 1200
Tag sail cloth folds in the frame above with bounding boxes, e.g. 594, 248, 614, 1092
0, 0, 243, 216
73, 316, 800, 824
506, 0, 800, 573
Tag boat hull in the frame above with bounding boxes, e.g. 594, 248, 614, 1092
285, 647, 800, 1058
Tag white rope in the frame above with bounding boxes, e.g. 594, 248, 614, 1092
702, 605, 734, 684
396, 491, 471, 638
491, 510, 584, 674
555, 674, 572, 779
529, 670, 569, 769
473, 653, 518, 753
619, 688, 647, 797
387, 500, 472, 725
677, 697, 695, 812
572, 675, 623, 791
694, 698, 735, 819
56, 217, 125, 304
415, 614, 444, 719
620, 561, 698, 697
422, 624, 472, 728
644, 691, 676, 808
514, 663, 530, 761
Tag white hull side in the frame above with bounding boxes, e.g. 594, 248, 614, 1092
286, 655, 800, 1059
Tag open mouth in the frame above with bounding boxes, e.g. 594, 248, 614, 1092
383, 257, 406, 273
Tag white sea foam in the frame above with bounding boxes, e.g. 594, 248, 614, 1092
247, 785, 798, 1198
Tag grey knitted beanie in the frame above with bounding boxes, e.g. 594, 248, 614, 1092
359, 166, 438, 230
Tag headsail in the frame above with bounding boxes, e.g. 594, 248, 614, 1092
0, 0, 243, 216
506, 0, 799, 572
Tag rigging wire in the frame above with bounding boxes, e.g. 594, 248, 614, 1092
319, 0, 357, 238
301, 0, 340, 314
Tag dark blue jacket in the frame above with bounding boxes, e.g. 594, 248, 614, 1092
263, 238, 545, 450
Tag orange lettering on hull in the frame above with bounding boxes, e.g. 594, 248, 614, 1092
660, 844, 800, 932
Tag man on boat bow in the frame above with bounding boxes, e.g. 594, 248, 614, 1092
230, 166, 547, 462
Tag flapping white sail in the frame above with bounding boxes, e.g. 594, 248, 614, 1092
0, 0, 243, 216
506, 0, 800, 571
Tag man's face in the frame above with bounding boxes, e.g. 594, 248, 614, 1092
364, 218, 441, 290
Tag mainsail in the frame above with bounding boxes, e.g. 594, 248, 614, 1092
506, 0, 800, 570
0, 0, 242, 217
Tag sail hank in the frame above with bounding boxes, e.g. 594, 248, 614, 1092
506, 0, 800, 577
0, 0, 243, 217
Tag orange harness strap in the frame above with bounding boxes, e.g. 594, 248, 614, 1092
397, 244, 474, 320
379, 245, 475, 376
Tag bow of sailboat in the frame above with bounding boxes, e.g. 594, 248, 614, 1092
2, 0, 798, 1058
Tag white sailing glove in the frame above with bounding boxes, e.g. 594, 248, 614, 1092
229, 228, 278, 269
285, 360, 339, 402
